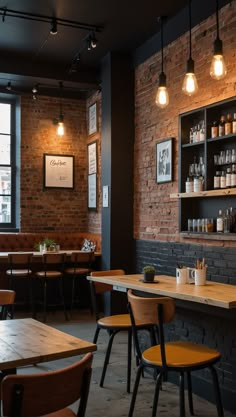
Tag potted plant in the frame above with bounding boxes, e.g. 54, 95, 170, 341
35, 238, 57, 252
143, 265, 156, 282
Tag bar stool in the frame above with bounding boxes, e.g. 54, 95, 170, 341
64, 251, 95, 313
6, 253, 33, 313
34, 252, 68, 322
0, 289, 16, 320
89, 270, 158, 393
127, 289, 224, 417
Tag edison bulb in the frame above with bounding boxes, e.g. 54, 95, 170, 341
57, 121, 64, 136
182, 73, 198, 96
155, 86, 169, 109
210, 54, 227, 80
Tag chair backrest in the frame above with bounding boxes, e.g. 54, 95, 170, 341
1, 352, 93, 417
8, 253, 33, 270
0, 290, 16, 320
71, 251, 95, 264
127, 289, 175, 365
90, 269, 125, 320
42, 252, 65, 270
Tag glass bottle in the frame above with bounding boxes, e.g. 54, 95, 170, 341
220, 171, 226, 189
223, 209, 231, 233
216, 209, 224, 233
232, 113, 236, 134
200, 121, 205, 141
231, 164, 236, 188
225, 114, 232, 135
214, 171, 221, 189
211, 120, 218, 138
226, 167, 232, 188
185, 177, 193, 193
219, 115, 225, 136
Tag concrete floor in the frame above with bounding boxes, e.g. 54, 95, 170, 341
15, 308, 236, 417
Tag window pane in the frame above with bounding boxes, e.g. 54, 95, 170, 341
0, 167, 11, 195
0, 195, 11, 223
0, 103, 11, 134
0, 135, 11, 164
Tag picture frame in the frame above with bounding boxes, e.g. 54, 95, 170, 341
88, 102, 98, 135
88, 141, 97, 174
88, 173, 97, 209
156, 138, 173, 184
43, 154, 74, 189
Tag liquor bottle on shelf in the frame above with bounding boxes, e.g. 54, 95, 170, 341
216, 209, 224, 233
200, 121, 205, 141
219, 115, 226, 136
220, 171, 226, 189
223, 209, 231, 233
225, 114, 232, 135
231, 165, 236, 188
211, 120, 219, 138
214, 171, 221, 189
232, 113, 236, 134
226, 167, 232, 188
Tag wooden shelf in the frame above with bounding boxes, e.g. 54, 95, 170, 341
181, 232, 236, 241
170, 188, 236, 199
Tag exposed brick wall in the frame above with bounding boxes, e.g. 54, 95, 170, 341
20, 92, 101, 233
134, 2, 236, 246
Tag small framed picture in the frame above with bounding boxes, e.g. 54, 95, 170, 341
43, 154, 74, 189
156, 138, 173, 184
88, 102, 97, 135
88, 173, 97, 209
88, 142, 97, 174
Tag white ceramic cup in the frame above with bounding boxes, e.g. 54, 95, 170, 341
194, 268, 206, 286
176, 268, 187, 284
186, 267, 195, 284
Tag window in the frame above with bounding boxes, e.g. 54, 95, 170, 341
0, 98, 19, 231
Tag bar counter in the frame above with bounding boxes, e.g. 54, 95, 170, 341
87, 273, 236, 309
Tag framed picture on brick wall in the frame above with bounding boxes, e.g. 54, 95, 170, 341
88, 102, 98, 135
156, 138, 173, 184
88, 173, 97, 209
88, 141, 97, 175
43, 154, 74, 189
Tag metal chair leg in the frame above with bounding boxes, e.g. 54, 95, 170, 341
127, 329, 132, 393
93, 325, 100, 344
128, 364, 143, 417
210, 366, 224, 417
179, 371, 185, 417
59, 277, 69, 321
100, 331, 117, 387
43, 279, 47, 323
187, 371, 194, 415
152, 370, 163, 417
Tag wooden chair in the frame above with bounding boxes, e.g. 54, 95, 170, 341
34, 252, 68, 322
89, 270, 158, 393
1, 352, 93, 417
0, 289, 16, 320
6, 253, 33, 312
64, 251, 95, 312
127, 289, 224, 417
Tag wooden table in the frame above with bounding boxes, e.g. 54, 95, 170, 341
0, 318, 96, 371
87, 273, 236, 309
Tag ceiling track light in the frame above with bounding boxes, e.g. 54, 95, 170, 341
87, 33, 98, 51
182, 0, 198, 96
0, 7, 103, 33
50, 18, 58, 35
6, 81, 11, 91
210, 0, 227, 80
155, 17, 169, 109
32, 84, 39, 94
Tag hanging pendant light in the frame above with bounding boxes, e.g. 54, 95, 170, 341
57, 82, 64, 136
182, 0, 198, 96
210, 0, 227, 80
155, 17, 169, 108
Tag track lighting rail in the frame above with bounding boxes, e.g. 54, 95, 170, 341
0, 7, 103, 32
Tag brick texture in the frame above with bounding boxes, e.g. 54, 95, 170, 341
20, 92, 101, 233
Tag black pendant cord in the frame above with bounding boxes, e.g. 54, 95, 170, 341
59, 81, 63, 118
160, 17, 164, 73
216, 0, 219, 39
189, 0, 192, 59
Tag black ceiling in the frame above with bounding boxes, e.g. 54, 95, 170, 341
0, 0, 192, 99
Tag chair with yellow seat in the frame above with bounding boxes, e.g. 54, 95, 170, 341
127, 289, 224, 417
89, 270, 158, 393
1, 352, 93, 417
0, 289, 16, 320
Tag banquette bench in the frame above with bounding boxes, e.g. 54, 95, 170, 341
0, 232, 101, 253
0, 232, 101, 293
